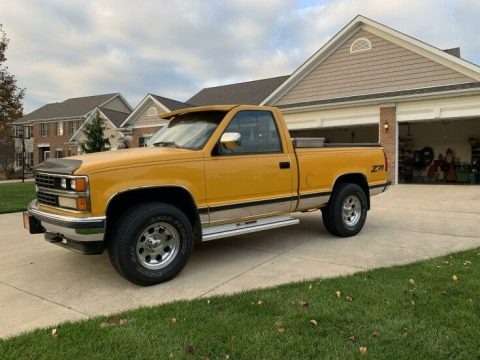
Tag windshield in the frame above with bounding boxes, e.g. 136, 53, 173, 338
148, 111, 226, 150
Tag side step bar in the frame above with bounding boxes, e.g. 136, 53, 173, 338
202, 215, 300, 242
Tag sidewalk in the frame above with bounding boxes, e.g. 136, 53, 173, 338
1, 185, 479, 338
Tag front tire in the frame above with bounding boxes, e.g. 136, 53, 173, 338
108, 202, 193, 286
322, 183, 367, 237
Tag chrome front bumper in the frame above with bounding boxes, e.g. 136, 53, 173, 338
27, 200, 106, 254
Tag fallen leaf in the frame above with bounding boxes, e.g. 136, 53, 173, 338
409, 278, 416, 286
257, 300, 266, 305
276, 323, 285, 333
309, 319, 318, 327
169, 353, 174, 358
359, 346, 367, 355
345, 296, 353, 302
308, 284, 313, 290
336, 291, 341, 297
119, 319, 127, 326
372, 331, 380, 337
299, 301, 309, 309
452, 275, 458, 281
185, 345, 194, 355
463, 261, 471, 266
99, 322, 109, 329
411, 300, 415, 305
205, 299, 211, 305
51, 328, 58, 337
402, 331, 409, 337
348, 336, 356, 342
171, 318, 177, 325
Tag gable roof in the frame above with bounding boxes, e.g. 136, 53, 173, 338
262, 15, 480, 106
18, 93, 120, 122
99, 108, 130, 128
187, 76, 290, 106
120, 93, 191, 128
150, 95, 191, 111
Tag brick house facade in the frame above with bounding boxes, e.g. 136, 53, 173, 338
14, 93, 132, 168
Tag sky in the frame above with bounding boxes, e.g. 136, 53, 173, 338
1, 0, 480, 113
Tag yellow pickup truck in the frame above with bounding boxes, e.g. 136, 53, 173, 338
24, 105, 389, 285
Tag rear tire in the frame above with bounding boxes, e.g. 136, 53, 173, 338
108, 202, 193, 286
322, 183, 367, 237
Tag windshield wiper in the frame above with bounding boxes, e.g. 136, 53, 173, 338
153, 141, 180, 148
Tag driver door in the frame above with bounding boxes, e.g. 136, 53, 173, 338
204, 110, 294, 224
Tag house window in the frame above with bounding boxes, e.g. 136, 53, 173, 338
56, 122, 64, 136
139, 136, 152, 147
16, 152, 23, 167
55, 149, 63, 158
40, 123, 49, 137
28, 126, 33, 138
69, 120, 80, 135
350, 38, 372, 53
27, 152, 33, 166
147, 107, 158, 117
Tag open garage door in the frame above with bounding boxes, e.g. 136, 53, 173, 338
398, 118, 480, 184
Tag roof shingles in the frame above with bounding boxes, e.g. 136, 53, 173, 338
18, 93, 119, 122
187, 76, 289, 106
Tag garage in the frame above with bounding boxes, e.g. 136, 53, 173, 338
396, 95, 480, 185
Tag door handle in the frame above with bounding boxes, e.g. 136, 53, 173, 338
279, 161, 290, 169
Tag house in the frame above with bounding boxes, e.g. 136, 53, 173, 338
188, 15, 480, 184
120, 94, 190, 147
13, 93, 132, 167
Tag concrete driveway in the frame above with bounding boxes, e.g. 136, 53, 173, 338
1, 185, 479, 338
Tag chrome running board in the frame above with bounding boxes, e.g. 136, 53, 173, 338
202, 215, 300, 242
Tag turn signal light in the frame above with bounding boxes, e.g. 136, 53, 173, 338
73, 178, 87, 192
76, 196, 88, 211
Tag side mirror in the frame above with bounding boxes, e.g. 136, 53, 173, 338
220, 132, 241, 150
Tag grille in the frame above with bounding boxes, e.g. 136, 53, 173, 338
37, 191, 59, 207
35, 173, 58, 189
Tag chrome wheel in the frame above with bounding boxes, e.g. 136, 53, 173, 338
136, 222, 180, 270
342, 195, 361, 227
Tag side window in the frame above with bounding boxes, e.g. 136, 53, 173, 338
219, 111, 282, 154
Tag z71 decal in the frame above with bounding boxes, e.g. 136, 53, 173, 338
371, 164, 385, 173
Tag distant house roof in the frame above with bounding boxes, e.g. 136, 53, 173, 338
18, 93, 119, 122
187, 76, 290, 106
99, 108, 130, 128
120, 93, 192, 128
150, 95, 191, 111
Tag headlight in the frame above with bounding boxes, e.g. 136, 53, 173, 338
61, 178, 68, 189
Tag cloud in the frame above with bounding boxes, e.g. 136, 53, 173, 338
1, 0, 479, 113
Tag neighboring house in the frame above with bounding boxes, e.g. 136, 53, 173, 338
13, 93, 132, 167
120, 94, 191, 147
188, 15, 480, 184
187, 76, 289, 106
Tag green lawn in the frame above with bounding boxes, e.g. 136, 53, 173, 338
0, 182, 36, 214
1, 248, 479, 359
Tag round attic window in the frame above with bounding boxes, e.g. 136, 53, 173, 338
350, 38, 372, 53
147, 106, 158, 117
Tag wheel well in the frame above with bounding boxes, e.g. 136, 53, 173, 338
105, 187, 200, 244
332, 173, 370, 209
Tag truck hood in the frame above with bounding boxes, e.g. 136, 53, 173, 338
36, 147, 203, 175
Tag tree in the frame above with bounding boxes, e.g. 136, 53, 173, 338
79, 112, 111, 153
0, 24, 25, 178
0, 24, 24, 132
